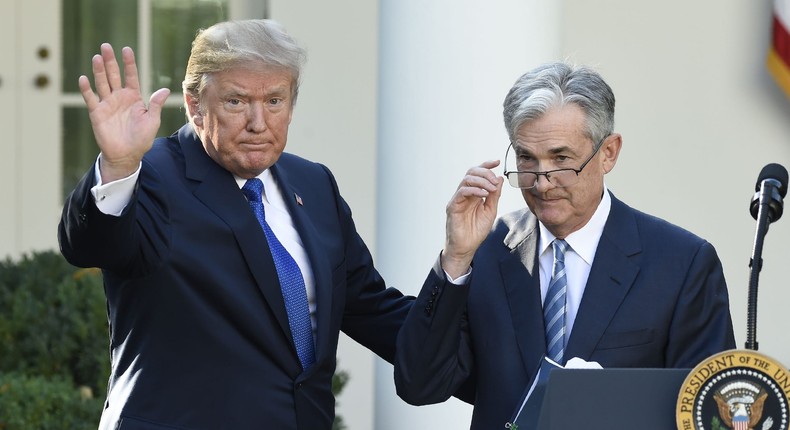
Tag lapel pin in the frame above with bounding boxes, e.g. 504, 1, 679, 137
294, 193, 303, 206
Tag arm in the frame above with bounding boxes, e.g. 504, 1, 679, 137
394, 161, 503, 405
395, 258, 477, 405
59, 44, 171, 270
665, 241, 736, 367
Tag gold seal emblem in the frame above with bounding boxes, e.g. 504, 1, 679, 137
677, 349, 790, 430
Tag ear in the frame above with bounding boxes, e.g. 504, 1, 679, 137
599, 133, 622, 174
185, 93, 204, 127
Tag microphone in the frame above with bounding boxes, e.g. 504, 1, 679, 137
749, 163, 788, 222
745, 163, 788, 351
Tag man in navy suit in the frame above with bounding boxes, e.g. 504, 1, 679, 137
59, 20, 412, 430
394, 63, 735, 429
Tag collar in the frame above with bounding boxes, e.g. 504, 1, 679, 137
235, 169, 285, 208
538, 186, 612, 265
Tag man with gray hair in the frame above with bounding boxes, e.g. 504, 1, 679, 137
394, 62, 735, 428
59, 19, 413, 429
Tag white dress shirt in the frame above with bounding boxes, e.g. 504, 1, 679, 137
537, 187, 611, 346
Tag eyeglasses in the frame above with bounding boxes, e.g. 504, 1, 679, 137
503, 136, 607, 189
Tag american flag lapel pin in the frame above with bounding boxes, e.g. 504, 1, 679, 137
294, 193, 303, 206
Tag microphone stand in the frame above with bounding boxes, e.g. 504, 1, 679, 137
745, 184, 781, 350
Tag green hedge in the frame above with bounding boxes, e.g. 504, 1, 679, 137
0, 251, 107, 429
0, 372, 103, 430
0, 250, 349, 430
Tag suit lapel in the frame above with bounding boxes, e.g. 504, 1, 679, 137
565, 195, 641, 360
501, 211, 546, 377
178, 126, 293, 348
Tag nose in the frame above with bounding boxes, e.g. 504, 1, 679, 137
533, 173, 555, 192
247, 104, 267, 133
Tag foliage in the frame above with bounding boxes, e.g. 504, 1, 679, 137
0, 251, 107, 429
0, 372, 103, 430
0, 251, 109, 395
332, 369, 351, 430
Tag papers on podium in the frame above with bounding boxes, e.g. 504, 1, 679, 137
505, 356, 602, 430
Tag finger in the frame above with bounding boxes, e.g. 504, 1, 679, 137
460, 175, 498, 193
92, 53, 111, 100
121, 47, 141, 90
461, 161, 501, 191
147, 88, 171, 116
78, 75, 100, 111
100, 43, 123, 91
453, 184, 492, 201
468, 160, 501, 177
484, 177, 504, 211
479, 159, 501, 169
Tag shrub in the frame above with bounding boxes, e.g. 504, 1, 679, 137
0, 251, 107, 428
0, 372, 103, 430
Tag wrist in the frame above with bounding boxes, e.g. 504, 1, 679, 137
440, 250, 473, 280
98, 153, 141, 183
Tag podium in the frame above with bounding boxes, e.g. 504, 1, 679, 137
530, 368, 690, 429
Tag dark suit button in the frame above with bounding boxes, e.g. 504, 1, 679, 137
295, 383, 303, 390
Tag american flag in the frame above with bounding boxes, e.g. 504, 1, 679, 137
768, 0, 790, 98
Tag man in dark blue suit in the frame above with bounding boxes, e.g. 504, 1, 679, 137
58, 20, 412, 430
394, 63, 736, 429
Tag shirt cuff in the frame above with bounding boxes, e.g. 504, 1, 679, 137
90, 155, 141, 216
444, 267, 472, 285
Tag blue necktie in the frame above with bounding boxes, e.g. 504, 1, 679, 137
242, 178, 315, 370
544, 239, 568, 364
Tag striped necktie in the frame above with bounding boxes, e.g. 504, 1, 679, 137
544, 239, 568, 364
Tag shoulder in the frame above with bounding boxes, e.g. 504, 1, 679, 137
480, 207, 536, 250
606, 195, 720, 268
275, 152, 338, 189
495, 207, 536, 234
144, 129, 184, 168
276, 152, 329, 174
611, 196, 707, 247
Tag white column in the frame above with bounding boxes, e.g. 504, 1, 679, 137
375, 1, 562, 428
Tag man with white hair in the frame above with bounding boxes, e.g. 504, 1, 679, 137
59, 19, 413, 430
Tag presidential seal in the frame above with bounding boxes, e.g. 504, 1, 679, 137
677, 350, 790, 430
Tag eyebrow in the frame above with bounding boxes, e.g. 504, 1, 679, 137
220, 83, 291, 98
515, 145, 575, 156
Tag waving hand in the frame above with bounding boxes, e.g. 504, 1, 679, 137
78, 43, 170, 182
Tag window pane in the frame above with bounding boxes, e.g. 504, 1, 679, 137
62, 0, 138, 93
61, 107, 190, 198
161, 106, 189, 137
61, 108, 97, 197
151, 0, 229, 92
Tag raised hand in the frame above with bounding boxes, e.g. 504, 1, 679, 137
78, 43, 170, 182
441, 160, 503, 279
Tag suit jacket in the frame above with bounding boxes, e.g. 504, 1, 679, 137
58, 125, 413, 430
394, 193, 735, 429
